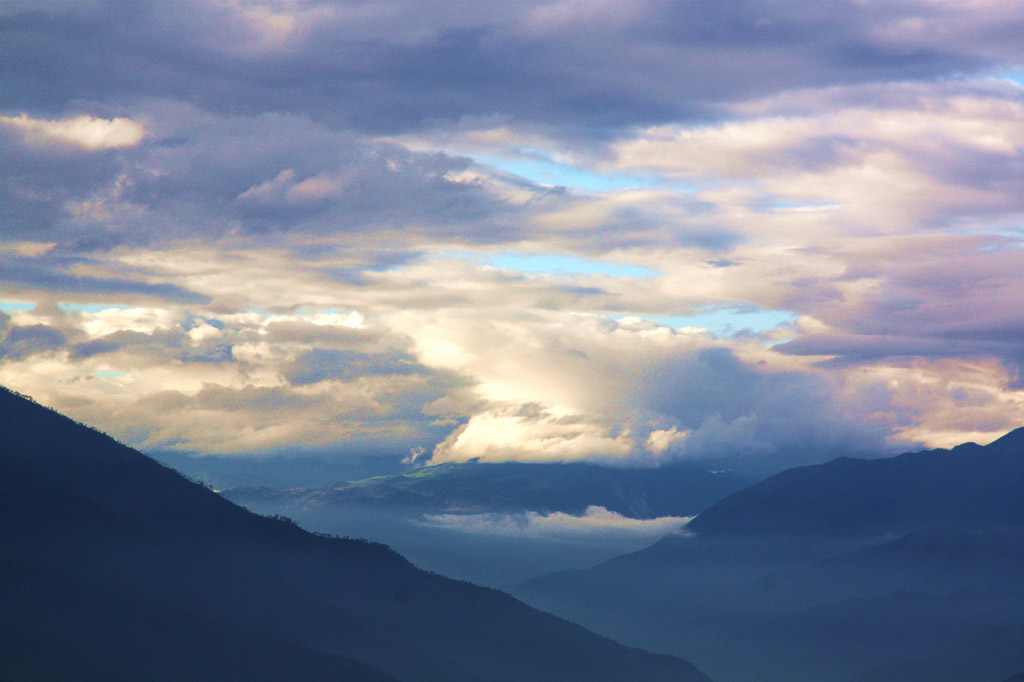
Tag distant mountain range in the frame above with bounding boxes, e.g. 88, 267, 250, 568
220, 453, 752, 586
0, 386, 711, 682
515, 431, 1024, 682
224, 458, 751, 519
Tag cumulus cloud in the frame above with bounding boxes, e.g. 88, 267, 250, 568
420, 505, 693, 543
389, 305, 894, 466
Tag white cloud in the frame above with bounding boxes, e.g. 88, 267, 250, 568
420, 505, 693, 543
1, 114, 146, 150
645, 426, 687, 454
431, 410, 636, 464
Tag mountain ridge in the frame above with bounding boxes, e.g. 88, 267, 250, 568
513, 428, 1024, 682
0, 386, 711, 682
687, 429, 1024, 538
222, 457, 752, 520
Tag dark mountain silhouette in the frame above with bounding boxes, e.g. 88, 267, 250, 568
223, 458, 750, 520
0, 386, 711, 682
514, 431, 1024, 682
687, 429, 1024, 537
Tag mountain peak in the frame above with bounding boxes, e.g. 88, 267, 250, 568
986, 426, 1024, 451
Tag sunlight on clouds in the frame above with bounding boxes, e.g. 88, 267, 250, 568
2, 1, 1023, 468
1, 114, 145, 150
0, 242, 57, 257
79, 307, 179, 336
432, 411, 636, 464
856, 358, 1024, 450
646, 426, 687, 454
613, 97, 1024, 181
610, 93, 1024, 235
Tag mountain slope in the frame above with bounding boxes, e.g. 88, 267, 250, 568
0, 386, 711, 682
687, 430, 1024, 537
513, 431, 1024, 682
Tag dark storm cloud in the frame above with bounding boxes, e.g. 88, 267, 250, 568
3, 1, 1019, 134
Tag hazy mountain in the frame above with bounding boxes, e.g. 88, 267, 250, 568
687, 429, 1024, 537
514, 432, 1024, 682
154, 449, 411, 489
218, 458, 751, 586
223, 459, 751, 519
0, 386, 711, 682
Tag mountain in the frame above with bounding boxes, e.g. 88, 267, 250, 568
687, 429, 1024, 537
0, 386, 711, 682
513, 432, 1024, 682
223, 459, 751, 520
219, 457, 752, 586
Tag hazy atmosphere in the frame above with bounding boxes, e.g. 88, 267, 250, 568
2, 0, 1023, 477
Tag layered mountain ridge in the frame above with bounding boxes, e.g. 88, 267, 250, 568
0, 386, 710, 682
515, 429, 1024, 682
223, 458, 751, 519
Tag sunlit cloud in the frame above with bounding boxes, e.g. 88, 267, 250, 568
0, 114, 146, 150
1, 0, 1022, 470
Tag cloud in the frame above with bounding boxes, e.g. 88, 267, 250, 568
420, 505, 693, 543
0, 324, 68, 360
5, 1, 1021, 134
285, 348, 427, 386
0, 113, 145, 150
0, 253, 211, 303
0, 100, 565, 251
399, 307, 893, 466
1, 0, 1022, 467
609, 88, 1024, 235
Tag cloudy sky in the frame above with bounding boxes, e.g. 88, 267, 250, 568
2, 0, 1022, 473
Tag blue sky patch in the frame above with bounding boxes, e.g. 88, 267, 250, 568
451, 251, 661, 278
60, 303, 134, 313
473, 153, 664, 192
0, 301, 35, 312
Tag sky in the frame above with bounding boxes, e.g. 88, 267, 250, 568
1, 0, 1022, 474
